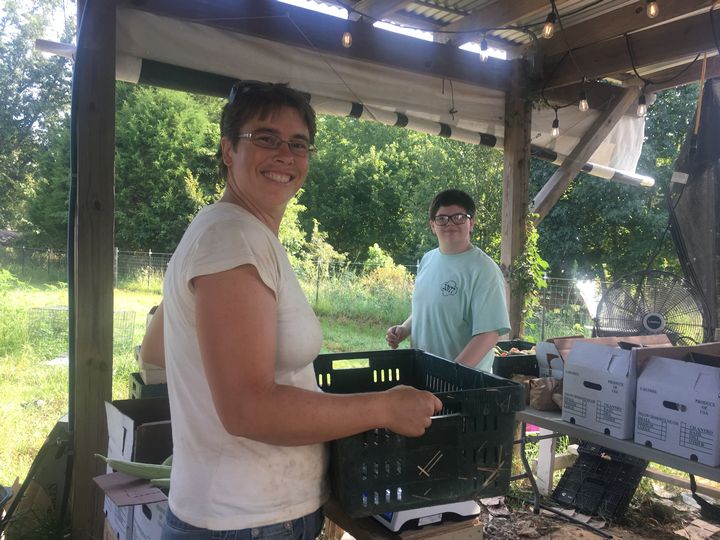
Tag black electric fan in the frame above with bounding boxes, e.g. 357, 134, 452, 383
594, 270, 710, 345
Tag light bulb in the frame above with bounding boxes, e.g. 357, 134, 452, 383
551, 118, 560, 137
480, 37, 489, 62
637, 94, 647, 117
341, 32, 352, 48
646, 1, 659, 18
579, 90, 589, 112
542, 12, 556, 39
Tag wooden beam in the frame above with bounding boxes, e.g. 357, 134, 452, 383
118, 0, 510, 91
645, 467, 720, 500
72, 0, 116, 538
543, 0, 713, 57
351, 0, 412, 21
543, 80, 624, 112
544, 11, 719, 89
645, 54, 720, 93
531, 86, 640, 223
501, 60, 532, 339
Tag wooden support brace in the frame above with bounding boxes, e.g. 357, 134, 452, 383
531, 86, 640, 224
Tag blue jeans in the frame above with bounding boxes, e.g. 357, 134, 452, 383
161, 508, 324, 540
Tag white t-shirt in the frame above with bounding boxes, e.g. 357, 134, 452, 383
163, 202, 328, 530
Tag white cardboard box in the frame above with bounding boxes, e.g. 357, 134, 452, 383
536, 336, 624, 379
561, 335, 671, 439
103, 397, 172, 538
104, 497, 133, 540
132, 501, 168, 540
535, 336, 582, 378
634, 343, 720, 466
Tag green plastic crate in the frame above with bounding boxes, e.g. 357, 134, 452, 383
313, 349, 525, 518
130, 372, 168, 399
493, 339, 538, 379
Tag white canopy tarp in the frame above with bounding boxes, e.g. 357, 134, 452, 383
116, 7, 645, 174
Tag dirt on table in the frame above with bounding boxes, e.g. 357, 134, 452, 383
479, 489, 720, 539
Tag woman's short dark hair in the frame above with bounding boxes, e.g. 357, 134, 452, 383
429, 189, 476, 220
217, 81, 317, 181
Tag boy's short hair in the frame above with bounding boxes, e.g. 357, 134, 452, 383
429, 189, 476, 219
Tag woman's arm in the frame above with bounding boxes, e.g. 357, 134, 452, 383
140, 302, 165, 368
194, 265, 442, 446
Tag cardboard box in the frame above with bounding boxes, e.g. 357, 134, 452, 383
104, 516, 122, 540
105, 397, 172, 464
562, 335, 671, 439
104, 497, 132, 540
536, 336, 587, 378
100, 397, 172, 538
132, 501, 168, 540
139, 368, 167, 385
634, 343, 720, 466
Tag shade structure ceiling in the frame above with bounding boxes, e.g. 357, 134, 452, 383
113, 0, 720, 181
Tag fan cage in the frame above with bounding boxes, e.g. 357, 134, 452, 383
594, 270, 711, 345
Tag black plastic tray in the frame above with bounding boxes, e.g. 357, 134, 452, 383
314, 349, 525, 518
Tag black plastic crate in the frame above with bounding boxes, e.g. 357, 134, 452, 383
130, 372, 168, 399
552, 447, 647, 521
314, 349, 525, 518
493, 340, 538, 379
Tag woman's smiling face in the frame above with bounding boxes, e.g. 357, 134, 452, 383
221, 106, 311, 213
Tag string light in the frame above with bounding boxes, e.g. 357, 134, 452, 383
551, 109, 560, 137
578, 89, 589, 112
341, 31, 352, 48
637, 94, 647, 116
542, 11, 557, 39
646, 1, 659, 19
480, 36, 489, 62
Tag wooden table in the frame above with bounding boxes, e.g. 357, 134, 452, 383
323, 499, 483, 540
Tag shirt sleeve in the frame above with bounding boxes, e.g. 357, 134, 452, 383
471, 260, 511, 336
185, 218, 280, 298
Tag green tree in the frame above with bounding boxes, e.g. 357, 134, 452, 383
0, 0, 72, 230
302, 116, 505, 265
114, 83, 222, 251
533, 84, 699, 280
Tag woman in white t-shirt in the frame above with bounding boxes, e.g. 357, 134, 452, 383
142, 81, 442, 540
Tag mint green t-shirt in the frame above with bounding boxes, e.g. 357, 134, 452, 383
411, 246, 510, 372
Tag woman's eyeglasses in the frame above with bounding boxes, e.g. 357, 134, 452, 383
228, 80, 311, 104
238, 130, 316, 157
432, 213, 472, 226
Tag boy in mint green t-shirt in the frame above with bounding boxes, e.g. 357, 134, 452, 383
386, 189, 510, 371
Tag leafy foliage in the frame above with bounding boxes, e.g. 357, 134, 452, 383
114, 83, 223, 251
301, 116, 504, 265
0, 0, 72, 230
0, 0, 703, 283
533, 85, 699, 280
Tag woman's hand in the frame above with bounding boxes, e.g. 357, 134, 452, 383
386, 324, 410, 349
382, 385, 443, 437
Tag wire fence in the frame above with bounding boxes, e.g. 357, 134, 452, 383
0, 245, 607, 341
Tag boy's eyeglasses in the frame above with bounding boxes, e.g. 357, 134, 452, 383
238, 130, 316, 157
432, 213, 472, 226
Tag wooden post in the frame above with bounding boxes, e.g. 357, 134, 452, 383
72, 0, 116, 537
535, 428, 557, 495
501, 60, 532, 339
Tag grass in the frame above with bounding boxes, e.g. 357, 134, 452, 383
0, 270, 406, 487
1, 268, 706, 530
